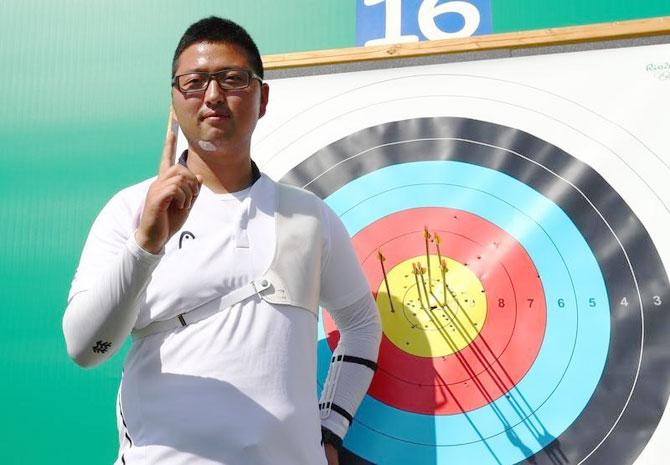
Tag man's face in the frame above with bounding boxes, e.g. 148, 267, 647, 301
171, 41, 269, 154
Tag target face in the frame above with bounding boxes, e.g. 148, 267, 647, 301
258, 44, 670, 465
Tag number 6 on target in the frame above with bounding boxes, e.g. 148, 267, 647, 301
356, 0, 492, 46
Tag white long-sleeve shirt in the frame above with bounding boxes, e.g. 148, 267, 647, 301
63, 173, 381, 465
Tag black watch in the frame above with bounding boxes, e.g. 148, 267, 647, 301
321, 427, 343, 450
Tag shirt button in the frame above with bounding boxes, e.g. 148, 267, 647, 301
260, 279, 269, 288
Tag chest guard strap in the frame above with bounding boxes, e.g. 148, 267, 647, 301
131, 182, 323, 340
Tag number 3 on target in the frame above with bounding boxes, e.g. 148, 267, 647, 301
357, 0, 492, 46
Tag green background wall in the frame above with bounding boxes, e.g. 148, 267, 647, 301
2, 1, 669, 463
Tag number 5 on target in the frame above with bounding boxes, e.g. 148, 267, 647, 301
356, 0, 492, 46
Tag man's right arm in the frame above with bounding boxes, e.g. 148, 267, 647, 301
62, 190, 161, 368
63, 108, 201, 368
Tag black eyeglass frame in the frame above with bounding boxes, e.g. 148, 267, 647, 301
171, 68, 263, 94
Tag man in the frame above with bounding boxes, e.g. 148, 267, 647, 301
63, 17, 381, 465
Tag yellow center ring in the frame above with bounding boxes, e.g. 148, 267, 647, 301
376, 255, 487, 358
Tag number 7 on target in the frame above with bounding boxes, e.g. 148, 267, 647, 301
356, 0, 492, 46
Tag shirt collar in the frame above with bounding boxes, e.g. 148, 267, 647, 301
177, 149, 261, 188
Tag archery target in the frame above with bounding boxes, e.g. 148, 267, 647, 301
255, 44, 670, 465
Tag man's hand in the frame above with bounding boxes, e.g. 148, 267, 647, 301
135, 108, 203, 254
325, 443, 339, 465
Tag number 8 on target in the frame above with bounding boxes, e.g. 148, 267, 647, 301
356, 0, 493, 46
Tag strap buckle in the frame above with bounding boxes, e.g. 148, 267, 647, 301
252, 278, 271, 298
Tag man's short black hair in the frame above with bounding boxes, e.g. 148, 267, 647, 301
172, 16, 264, 79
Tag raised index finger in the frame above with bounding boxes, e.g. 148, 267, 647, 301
159, 106, 178, 176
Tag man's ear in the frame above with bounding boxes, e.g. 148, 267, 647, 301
259, 82, 269, 119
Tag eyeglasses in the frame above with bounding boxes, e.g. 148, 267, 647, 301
172, 68, 262, 94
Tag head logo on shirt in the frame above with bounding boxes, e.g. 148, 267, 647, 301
178, 231, 196, 249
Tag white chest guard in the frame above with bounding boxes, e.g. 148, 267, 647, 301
132, 181, 323, 339
257, 182, 323, 312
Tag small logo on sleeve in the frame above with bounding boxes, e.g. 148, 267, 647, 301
92, 340, 112, 354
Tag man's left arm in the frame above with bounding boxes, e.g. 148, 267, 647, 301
317, 201, 382, 462
320, 294, 381, 446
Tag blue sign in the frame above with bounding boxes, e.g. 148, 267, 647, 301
356, 0, 493, 47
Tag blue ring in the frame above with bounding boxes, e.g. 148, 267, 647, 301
317, 161, 610, 465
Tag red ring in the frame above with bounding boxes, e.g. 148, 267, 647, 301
323, 208, 546, 414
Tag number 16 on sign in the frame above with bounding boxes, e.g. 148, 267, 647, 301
356, 0, 493, 46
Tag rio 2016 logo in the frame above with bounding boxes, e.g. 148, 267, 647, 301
357, 0, 493, 46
